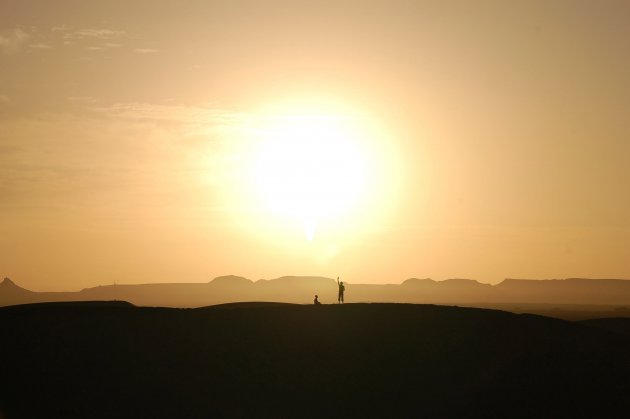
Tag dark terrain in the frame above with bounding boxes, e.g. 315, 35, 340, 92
1, 302, 630, 418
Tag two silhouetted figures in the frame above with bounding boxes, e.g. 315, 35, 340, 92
312, 276, 345, 305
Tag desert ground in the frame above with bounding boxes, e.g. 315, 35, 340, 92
1, 301, 629, 418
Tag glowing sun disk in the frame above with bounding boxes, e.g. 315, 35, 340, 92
253, 115, 368, 239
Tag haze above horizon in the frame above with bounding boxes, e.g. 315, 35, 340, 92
1, 1, 629, 291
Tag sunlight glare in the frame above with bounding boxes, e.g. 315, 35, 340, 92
253, 113, 367, 240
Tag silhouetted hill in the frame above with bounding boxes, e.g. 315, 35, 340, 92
0, 277, 33, 297
0, 303, 628, 418
0, 277, 68, 306
209, 275, 253, 285
4, 277, 630, 315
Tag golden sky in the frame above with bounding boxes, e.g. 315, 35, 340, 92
1, 0, 629, 291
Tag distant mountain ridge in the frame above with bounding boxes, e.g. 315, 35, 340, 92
3, 276, 630, 308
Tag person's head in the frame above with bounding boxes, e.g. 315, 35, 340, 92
340, 282, 343, 285
315, 295, 318, 298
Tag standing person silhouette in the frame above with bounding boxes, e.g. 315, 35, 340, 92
337, 276, 345, 304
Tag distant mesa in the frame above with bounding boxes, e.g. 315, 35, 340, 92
401, 278, 491, 289
209, 275, 253, 286
440, 278, 488, 286
255, 276, 336, 286
401, 278, 435, 286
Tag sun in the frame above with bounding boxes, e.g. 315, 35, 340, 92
252, 112, 370, 240
210, 98, 403, 246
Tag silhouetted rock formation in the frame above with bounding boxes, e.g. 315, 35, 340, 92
1, 277, 31, 294
0, 277, 36, 306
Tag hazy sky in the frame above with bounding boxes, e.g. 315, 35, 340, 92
2, 0, 629, 291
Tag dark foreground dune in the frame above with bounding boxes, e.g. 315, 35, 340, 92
1, 302, 630, 418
